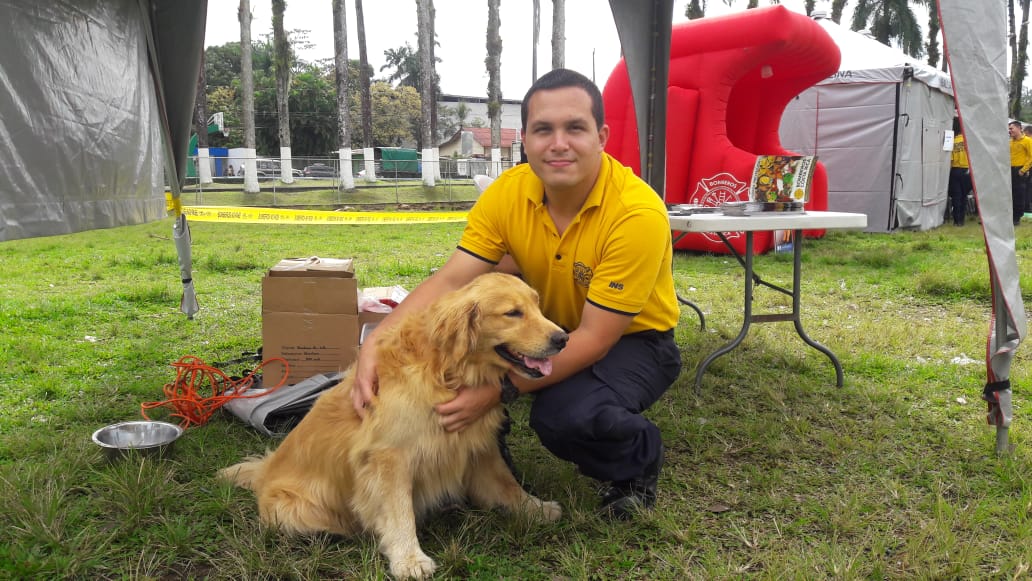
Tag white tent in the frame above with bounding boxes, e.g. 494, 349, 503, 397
779, 11, 955, 233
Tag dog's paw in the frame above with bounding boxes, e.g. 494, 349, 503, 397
389, 552, 436, 580
535, 499, 562, 522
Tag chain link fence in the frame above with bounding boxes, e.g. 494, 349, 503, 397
181, 155, 517, 209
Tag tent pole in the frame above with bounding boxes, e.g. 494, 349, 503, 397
608, 0, 674, 198
996, 426, 1010, 456
887, 82, 903, 230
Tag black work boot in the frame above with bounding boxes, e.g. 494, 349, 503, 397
598, 443, 664, 520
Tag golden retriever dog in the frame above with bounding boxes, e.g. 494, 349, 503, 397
219, 272, 569, 579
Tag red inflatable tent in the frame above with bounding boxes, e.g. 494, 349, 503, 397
603, 6, 840, 254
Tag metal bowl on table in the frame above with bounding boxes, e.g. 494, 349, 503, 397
91, 420, 184, 460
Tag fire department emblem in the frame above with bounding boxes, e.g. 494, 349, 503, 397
572, 262, 592, 288
688, 172, 748, 244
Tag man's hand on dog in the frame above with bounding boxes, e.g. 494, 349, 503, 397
352, 353, 379, 419
435, 385, 501, 432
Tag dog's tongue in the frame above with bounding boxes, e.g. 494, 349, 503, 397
523, 356, 553, 376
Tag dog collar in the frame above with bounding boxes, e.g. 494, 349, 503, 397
500, 375, 521, 404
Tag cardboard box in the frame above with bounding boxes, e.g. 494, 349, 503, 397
361, 285, 409, 305
261, 311, 358, 386
359, 311, 389, 344
268, 257, 356, 277
263, 276, 358, 314
261, 258, 406, 386
262, 258, 360, 386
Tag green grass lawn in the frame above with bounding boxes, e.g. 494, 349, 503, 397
1, 218, 1031, 579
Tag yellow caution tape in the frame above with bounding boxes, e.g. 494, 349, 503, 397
176, 205, 468, 224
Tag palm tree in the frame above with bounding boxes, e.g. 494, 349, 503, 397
416, 0, 435, 179
486, 0, 502, 175
532, 0, 540, 82
1012, 0, 1031, 117
717, 0, 779, 10
356, 0, 374, 147
428, 0, 438, 146
381, 38, 443, 150
831, 0, 848, 24
685, 0, 705, 20
194, 52, 212, 184
271, 0, 294, 183
1010, 0, 1018, 77
331, 0, 353, 189
194, 52, 208, 152
436, 101, 470, 142
332, 0, 350, 151
238, 0, 258, 193
925, 4, 940, 69
850, 0, 925, 59
382, 44, 421, 88
455, 102, 471, 129
551, 0, 565, 69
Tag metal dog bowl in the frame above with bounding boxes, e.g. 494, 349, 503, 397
91, 420, 183, 460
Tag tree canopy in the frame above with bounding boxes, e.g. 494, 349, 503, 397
202, 34, 432, 156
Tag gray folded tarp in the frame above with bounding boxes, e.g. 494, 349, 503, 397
223, 372, 343, 437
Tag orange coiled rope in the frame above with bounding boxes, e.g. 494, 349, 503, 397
141, 355, 289, 429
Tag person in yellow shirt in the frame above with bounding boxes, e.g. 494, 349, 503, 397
352, 69, 681, 520
1008, 120, 1032, 225
1025, 125, 1032, 212
948, 118, 971, 226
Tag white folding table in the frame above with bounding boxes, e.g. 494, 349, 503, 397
669, 210, 868, 389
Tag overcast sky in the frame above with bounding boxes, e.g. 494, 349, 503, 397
203, 0, 824, 99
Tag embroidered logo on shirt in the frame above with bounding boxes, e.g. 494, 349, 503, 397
573, 262, 592, 288
608, 281, 624, 291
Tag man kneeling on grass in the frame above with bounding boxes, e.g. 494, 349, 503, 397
352, 68, 682, 520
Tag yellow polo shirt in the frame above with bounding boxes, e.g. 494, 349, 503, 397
951, 135, 968, 170
1010, 135, 1032, 172
458, 153, 679, 334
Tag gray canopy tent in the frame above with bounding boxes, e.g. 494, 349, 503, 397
0, 0, 205, 240
0, 0, 206, 314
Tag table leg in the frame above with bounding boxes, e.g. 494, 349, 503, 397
672, 230, 705, 330
694, 232, 756, 390
678, 295, 706, 329
693, 229, 844, 390
789, 230, 844, 387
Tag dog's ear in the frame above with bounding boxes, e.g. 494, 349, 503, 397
432, 295, 481, 365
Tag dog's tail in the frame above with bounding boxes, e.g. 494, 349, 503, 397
217, 453, 270, 491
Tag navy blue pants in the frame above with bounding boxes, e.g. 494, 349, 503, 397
1013, 166, 1027, 225
948, 167, 971, 225
528, 329, 682, 483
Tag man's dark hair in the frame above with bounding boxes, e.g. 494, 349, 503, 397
521, 68, 605, 130
1010, 120, 1022, 129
